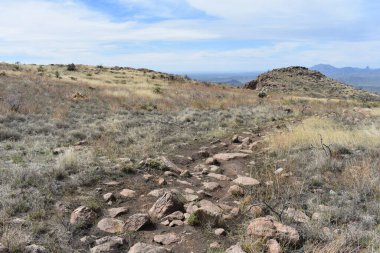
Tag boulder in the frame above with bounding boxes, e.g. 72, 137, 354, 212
70, 206, 97, 226
120, 189, 137, 198
128, 243, 171, 253
148, 192, 184, 220
97, 218, 124, 234
153, 233, 180, 245
124, 213, 150, 232
247, 216, 299, 244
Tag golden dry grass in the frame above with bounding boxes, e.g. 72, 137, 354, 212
268, 116, 380, 151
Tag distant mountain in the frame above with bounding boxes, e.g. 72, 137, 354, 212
311, 64, 380, 93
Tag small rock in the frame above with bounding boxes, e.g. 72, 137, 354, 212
97, 218, 124, 234
232, 135, 242, 143
284, 208, 310, 223
184, 188, 195, 194
80, 235, 96, 245
177, 179, 192, 186
267, 239, 282, 253
107, 206, 129, 218
180, 170, 191, 177
265, 181, 274, 186
103, 181, 121, 186
203, 182, 221, 191
184, 194, 199, 202
128, 242, 171, 253
209, 165, 223, 174
120, 189, 137, 198
70, 206, 97, 226
193, 200, 223, 227
148, 192, 184, 220
162, 211, 184, 221
230, 207, 240, 217
233, 176, 260, 186
103, 192, 115, 202
191, 150, 210, 160
161, 220, 170, 226
158, 177, 167, 186
91, 236, 124, 253
226, 244, 245, 253
247, 205, 263, 217
228, 185, 244, 196
164, 171, 177, 177
154, 233, 180, 245
25, 244, 47, 253
148, 189, 169, 198
169, 220, 184, 227
124, 213, 150, 232
214, 228, 226, 236
143, 174, 153, 181
274, 168, 284, 175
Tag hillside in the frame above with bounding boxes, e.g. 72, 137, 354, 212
245, 66, 379, 100
0, 63, 379, 253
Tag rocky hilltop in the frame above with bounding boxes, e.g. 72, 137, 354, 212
245, 66, 378, 99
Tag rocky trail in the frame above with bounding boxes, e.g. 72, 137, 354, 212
65, 123, 303, 253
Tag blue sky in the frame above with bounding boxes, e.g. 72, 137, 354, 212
1, 0, 380, 72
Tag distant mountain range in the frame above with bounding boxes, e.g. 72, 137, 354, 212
185, 65, 380, 93
311, 64, 380, 93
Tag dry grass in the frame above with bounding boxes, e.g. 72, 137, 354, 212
268, 116, 380, 152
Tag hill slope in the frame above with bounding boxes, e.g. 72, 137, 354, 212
245, 66, 378, 99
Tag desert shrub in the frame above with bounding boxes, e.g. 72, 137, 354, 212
67, 63, 77, 71
57, 149, 78, 174
0, 129, 21, 141
152, 84, 162, 94
55, 71, 60, 78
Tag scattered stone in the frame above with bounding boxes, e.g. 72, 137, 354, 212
148, 192, 184, 220
203, 182, 221, 191
267, 239, 282, 253
25, 244, 47, 253
233, 176, 260, 186
103, 192, 115, 202
70, 206, 97, 226
208, 173, 231, 181
226, 244, 245, 253
164, 171, 177, 177
154, 233, 180, 245
247, 216, 300, 244
107, 206, 129, 218
214, 228, 226, 236
184, 188, 195, 194
228, 185, 244, 196
120, 189, 137, 198
124, 213, 150, 232
213, 153, 248, 161
169, 220, 184, 227
90, 236, 124, 253
97, 218, 124, 234
128, 242, 171, 253
284, 208, 310, 223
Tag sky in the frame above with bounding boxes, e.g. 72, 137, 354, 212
1, 0, 380, 73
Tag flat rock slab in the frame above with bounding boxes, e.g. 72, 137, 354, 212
213, 153, 249, 161
153, 233, 180, 245
97, 218, 124, 234
107, 206, 129, 218
233, 176, 260, 186
128, 242, 171, 253
124, 213, 150, 232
